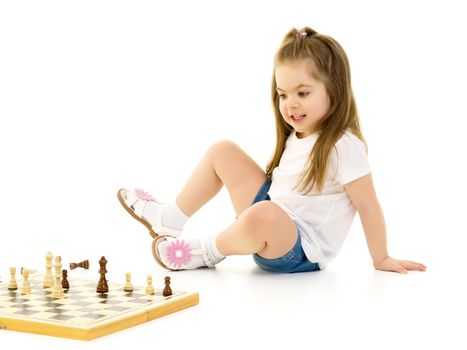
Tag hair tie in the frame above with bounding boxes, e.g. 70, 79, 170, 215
297, 28, 307, 39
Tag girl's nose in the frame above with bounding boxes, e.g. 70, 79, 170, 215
287, 97, 299, 110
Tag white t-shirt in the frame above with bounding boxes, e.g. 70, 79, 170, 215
268, 131, 371, 269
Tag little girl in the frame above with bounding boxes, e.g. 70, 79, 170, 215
118, 27, 426, 274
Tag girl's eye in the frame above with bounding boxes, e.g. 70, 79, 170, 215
278, 94, 286, 100
298, 92, 310, 97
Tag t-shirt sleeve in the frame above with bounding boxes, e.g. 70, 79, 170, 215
332, 133, 371, 185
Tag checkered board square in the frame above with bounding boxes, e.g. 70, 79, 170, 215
0, 274, 199, 340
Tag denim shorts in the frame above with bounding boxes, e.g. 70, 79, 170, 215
251, 179, 320, 273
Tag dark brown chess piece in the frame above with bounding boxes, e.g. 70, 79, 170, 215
69, 260, 89, 270
96, 256, 109, 293
61, 269, 69, 289
163, 276, 172, 296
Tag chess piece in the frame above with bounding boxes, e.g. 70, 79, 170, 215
21, 268, 31, 294
51, 256, 64, 298
43, 251, 54, 288
69, 260, 89, 270
96, 256, 109, 293
145, 275, 155, 295
163, 276, 172, 296
124, 272, 133, 292
61, 269, 69, 289
21, 267, 38, 275
8, 267, 18, 291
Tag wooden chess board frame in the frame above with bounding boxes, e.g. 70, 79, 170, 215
0, 274, 199, 340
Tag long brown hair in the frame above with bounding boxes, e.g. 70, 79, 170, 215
266, 27, 366, 194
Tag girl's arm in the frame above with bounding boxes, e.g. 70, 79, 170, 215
344, 173, 426, 273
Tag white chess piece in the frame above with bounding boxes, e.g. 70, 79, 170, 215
8, 267, 18, 290
21, 268, 31, 294
51, 256, 64, 298
124, 272, 134, 292
43, 251, 54, 288
145, 275, 155, 295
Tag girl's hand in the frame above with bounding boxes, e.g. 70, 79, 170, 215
374, 256, 426, 274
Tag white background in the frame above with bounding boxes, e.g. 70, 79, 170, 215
1, 0, 466, 348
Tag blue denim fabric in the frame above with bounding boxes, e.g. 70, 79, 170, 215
251, 179, 320, 273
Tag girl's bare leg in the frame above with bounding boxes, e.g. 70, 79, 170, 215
172, 140, 297, 262
216, 201, 298, 259
176, 140, 267, 217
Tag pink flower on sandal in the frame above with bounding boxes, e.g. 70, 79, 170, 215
166, 240, 192, 268
134, 188, 156, 202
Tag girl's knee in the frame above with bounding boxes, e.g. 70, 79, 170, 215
242, 201, 284, 232
206, 140, 242, 168
246, 202, 298, 259
207, 140, 239, 156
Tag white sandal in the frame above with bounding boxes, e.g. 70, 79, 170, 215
117, 188, 183, 239
151, 236, 215, 270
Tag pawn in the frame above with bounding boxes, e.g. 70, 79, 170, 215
163, 276, 172, 296
61, 269, 69, 289
145, 275, 155, 295
124, 272, 133, 292
8, 267, 18, 291
21, 268, 31, 294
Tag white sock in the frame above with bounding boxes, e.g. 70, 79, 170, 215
206, 235, 225, 265
143, 200, 189, 232
157, 235, 225, 270
161, 201, 190, 231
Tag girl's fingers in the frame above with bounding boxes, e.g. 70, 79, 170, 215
399, 260, 427, 271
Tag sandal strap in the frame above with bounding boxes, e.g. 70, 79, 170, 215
124, 191, 147, 217
199, 240, 215, 268
124, 190, 182, 237
152, 236, 176, 271
152, 224, 183, 237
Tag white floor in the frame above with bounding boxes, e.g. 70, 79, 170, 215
1, 1, 466, 348
1, 194, 465, 349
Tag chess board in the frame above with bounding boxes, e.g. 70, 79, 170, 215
0, 274, 199, 340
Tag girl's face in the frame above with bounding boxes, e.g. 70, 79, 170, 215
275, 60, 330, 138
